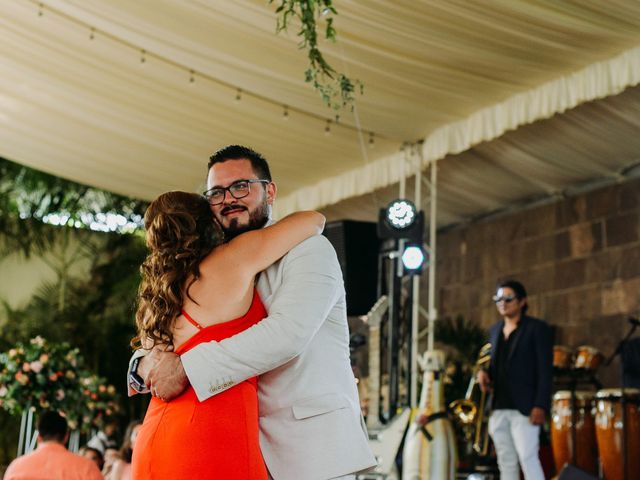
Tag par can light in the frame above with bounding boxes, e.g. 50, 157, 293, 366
402, 245, 425, 271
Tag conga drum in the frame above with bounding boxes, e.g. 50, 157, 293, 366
553, 346, 574, 370
595, 388, 640, 480
574, 346, 604, 371
551, 391, 598, 475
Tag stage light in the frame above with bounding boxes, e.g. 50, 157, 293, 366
402, 245, 426, 274
386, 200, 416, 229
402, 246, 424, 270
377, 199, 424, 243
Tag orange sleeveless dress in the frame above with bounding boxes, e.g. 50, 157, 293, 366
132, 289, 268, 479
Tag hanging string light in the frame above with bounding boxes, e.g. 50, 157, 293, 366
25, 0, 388, 144
369, 132, 375, 147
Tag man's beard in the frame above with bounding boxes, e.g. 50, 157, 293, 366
219, 200, 269, 240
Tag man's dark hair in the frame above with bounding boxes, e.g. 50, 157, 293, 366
208, 145, 272, 181
38, 410, 68, 443
497, 279, 528, 314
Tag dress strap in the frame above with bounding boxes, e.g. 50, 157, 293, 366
181, 310, 203, 330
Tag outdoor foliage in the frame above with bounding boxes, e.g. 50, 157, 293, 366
0, 157, 150, 463
435, 315, 487, 404
0, 157, 146, 259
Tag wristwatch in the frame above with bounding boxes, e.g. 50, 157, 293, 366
129, 357, 147, 393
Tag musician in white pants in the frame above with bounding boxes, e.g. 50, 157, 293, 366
128, 146, 376, 480
478, 280, 552, 480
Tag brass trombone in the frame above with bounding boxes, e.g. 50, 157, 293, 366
449, 342, 492, 456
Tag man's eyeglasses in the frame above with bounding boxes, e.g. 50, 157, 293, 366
493, 295, 516, 304
203, 179, 270, 206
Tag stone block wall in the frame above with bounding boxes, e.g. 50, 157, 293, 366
434, 176, 640, 387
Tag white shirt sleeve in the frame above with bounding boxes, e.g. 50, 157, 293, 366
180, 235, 342, 402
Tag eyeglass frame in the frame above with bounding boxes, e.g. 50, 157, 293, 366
202, 179, 271, 205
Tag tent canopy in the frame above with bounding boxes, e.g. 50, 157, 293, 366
2, 0, 640, 225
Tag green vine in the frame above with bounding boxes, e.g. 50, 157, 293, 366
270, 0, 362, 110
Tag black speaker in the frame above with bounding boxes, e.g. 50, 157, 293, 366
557, 464, 598, 480
323, 220, 379, 316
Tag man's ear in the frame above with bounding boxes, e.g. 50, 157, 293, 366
266, 182, 277, 205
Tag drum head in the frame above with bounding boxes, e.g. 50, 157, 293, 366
553, 390, 596, 401
596, 387, 640, 400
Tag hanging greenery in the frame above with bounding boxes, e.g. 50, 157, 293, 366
270, 0, 362, 109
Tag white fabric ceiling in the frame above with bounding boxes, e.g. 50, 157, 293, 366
1, 0, 640, 225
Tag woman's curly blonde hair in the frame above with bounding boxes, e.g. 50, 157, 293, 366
133, 191, 223, 348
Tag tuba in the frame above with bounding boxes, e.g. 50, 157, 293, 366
449, 342, 492, 456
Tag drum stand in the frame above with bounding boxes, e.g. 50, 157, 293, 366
553, 367, 601, 472
604, 319, 639, 480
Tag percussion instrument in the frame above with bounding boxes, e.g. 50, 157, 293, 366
595, 388, 640, 480
553, 345, 574, 370
574, 346, 603, 371
550, 390, 598, 475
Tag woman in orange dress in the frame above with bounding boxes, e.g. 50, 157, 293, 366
130, 191, 324, 479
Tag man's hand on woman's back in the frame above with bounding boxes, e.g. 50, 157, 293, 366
140, 345, 189, 401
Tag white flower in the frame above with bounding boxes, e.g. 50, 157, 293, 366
0, 386, 8, 397
30, 361, 43, 373
55, 389, 65, 400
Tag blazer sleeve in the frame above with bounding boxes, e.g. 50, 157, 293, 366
533, 320, 553, 412
181, 235, 342, 402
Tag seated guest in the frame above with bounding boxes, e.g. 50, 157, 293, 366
4, 410, 103, 480
79, 446, 105, 472
105, 420, 141, 480
87, 421, 118, 455
102, 447, 120, 478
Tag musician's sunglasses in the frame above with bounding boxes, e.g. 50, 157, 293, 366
492, 295, 517, 304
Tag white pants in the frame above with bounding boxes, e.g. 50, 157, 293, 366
488, 409, 544, 480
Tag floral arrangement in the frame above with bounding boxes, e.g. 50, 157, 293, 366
78, 374, 121, 432
0, 336, 120, 432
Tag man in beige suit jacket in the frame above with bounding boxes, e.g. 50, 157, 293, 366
129, 145, 376, 480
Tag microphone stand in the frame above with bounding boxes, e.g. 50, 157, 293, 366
604, 317, 639, 480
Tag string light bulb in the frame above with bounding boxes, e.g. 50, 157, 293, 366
140, 49, 146, 64
369, 132, 375, 148
38, 3, 43, 16
89, 27, 95, 40
324, 119, 332, 135
235, 88, 242, 101
189, 70, 195, 84
283, 105, 289, 120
